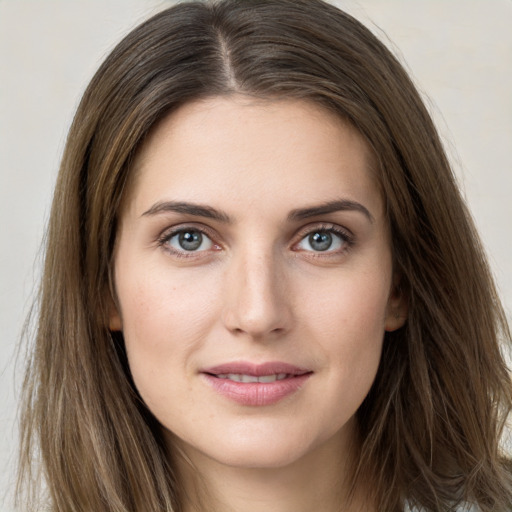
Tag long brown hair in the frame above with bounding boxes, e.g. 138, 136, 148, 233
17, 0, 512, 510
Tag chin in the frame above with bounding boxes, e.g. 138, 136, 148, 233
167, 421, 345, 472
215, 441, 311, 470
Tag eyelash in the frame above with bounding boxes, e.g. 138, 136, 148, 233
157, 223, 355, 259
292, 223, 354, 256
157, 224, 220, 259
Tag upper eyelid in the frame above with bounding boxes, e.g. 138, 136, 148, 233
158, 223, 218, 242
293, 222, 354, 240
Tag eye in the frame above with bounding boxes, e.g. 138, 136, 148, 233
295, 228, 351, 253
164, 228, 214, 253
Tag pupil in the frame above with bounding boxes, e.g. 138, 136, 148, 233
309, 232, 332, 251
179, 231, 202, 251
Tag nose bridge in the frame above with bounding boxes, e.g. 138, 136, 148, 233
222, 241, 290, 338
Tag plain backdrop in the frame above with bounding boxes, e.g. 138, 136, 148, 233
1, 1, 511, 509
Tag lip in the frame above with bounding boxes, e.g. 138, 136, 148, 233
201, 361, 313, 406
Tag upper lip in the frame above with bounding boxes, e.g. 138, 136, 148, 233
202, 361, 312, 377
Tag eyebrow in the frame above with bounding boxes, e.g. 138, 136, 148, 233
142, 198, 374, 224
287, 199, 374, 223
142, 201, 232, 223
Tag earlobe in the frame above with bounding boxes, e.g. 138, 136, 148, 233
109, 309, 123, 331
384, 276, 408, 332
384, 309, 407, 332
107, 293, 123, 331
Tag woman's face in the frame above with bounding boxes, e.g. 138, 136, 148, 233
111, 96, 406, 470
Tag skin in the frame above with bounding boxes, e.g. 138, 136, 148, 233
110, 96, 407, 512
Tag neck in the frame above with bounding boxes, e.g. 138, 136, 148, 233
169, 423, 372, 512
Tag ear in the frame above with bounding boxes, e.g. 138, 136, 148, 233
384, 274, 408, 332
107, 292, 123, 332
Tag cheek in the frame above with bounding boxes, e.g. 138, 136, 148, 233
119, 261, 221, 338
115, 263, 223, 397
301, 266, 390, 392
305, 265, 390, 340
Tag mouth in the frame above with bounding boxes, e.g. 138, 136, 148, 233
203, 361, 311, 377
201, 362, 313, 406
213, 373, 293, 383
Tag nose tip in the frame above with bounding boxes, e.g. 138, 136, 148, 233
221, 254, 292, 340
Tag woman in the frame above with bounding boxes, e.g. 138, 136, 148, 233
17, 0, 512, 510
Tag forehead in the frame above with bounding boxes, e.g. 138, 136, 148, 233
124, 95, 381, 219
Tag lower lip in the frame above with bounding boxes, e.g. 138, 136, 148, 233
202, 373, 312, 406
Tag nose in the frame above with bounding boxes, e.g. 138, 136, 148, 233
221, 248, 293, 340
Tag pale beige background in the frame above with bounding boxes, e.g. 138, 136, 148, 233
1, 1, 511, 509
